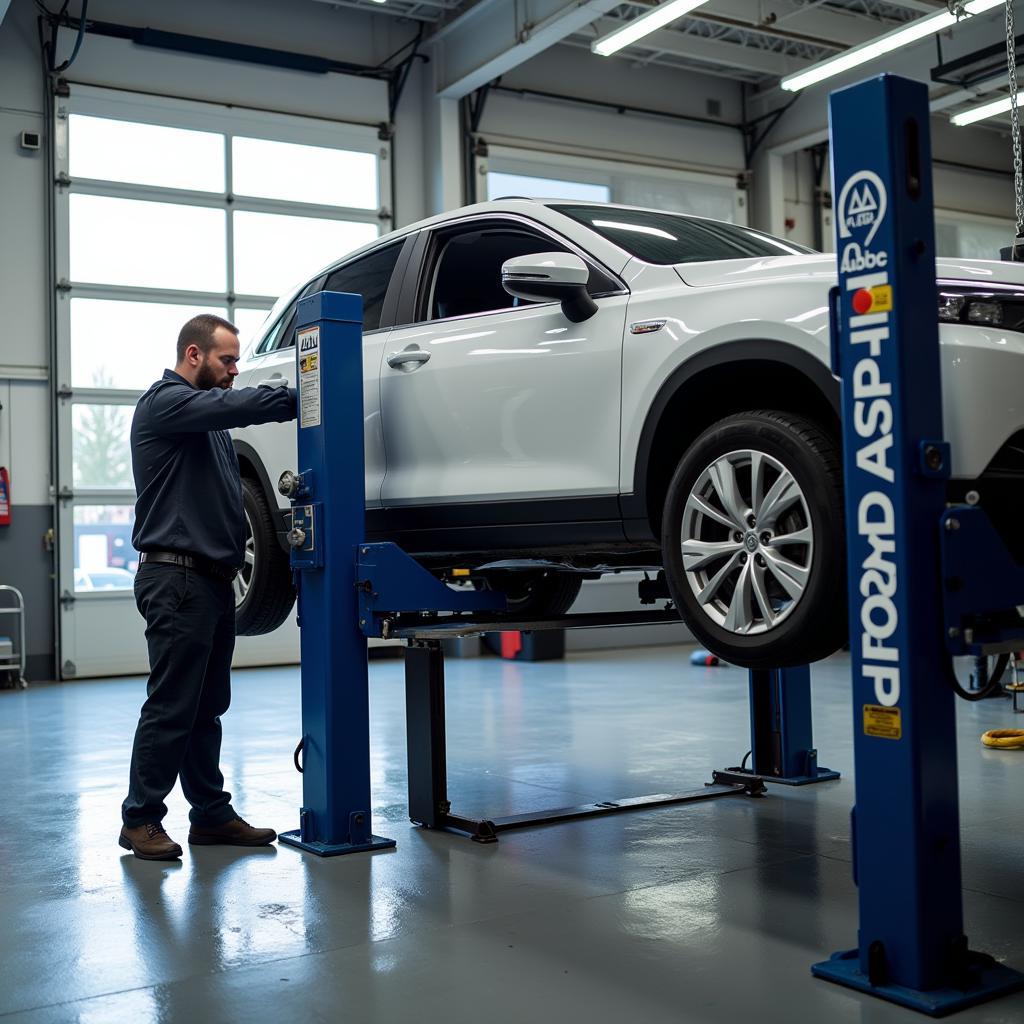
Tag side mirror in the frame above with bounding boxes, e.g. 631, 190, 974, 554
501, 252, 598, 323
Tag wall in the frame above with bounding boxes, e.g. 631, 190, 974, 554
0, 0, 53, 680
480, 44, 745, 180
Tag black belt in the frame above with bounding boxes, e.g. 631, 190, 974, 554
140, 551, 239, 583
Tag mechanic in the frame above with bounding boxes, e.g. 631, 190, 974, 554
119, 314, 297, 861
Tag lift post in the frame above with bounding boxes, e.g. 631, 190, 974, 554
738, 666, 839, 785
278, 291, 396, 857
811, 74, 1024, 1014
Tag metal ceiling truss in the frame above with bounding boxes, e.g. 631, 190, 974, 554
308, 0, 466, 23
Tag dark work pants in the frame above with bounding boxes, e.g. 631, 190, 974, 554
122, 563, 237, 828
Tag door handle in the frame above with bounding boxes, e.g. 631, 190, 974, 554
258, 374, 287, 387
387, 349, 431, 369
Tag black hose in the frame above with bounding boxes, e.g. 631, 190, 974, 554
947, 656, 1003, 702
992, 653, 1010, 687
293, 738, 304, 773
740, 750, 752, 771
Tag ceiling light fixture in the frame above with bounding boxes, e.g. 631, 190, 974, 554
950, 93, 1018, 126
592, 0, 711, 58
780, 0, 1003, 93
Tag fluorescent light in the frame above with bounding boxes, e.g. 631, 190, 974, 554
592, 219, 677, 240
951, 94, 1020, 126
592, 0, 710, 57
780, 0, 1003, 93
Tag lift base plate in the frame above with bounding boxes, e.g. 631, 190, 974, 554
725, 765, 841, 787
278, 830, 397, 858
812, 948, 1024, 1017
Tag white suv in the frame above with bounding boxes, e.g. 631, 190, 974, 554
231, 198, 1024, 668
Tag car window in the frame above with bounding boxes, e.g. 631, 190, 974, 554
323, 241, 404, 333
427, 228, 571, 321
257, 306, 296, 354
556, 205, 815, 264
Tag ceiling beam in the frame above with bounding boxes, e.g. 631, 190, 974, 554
430, 0, 620, 99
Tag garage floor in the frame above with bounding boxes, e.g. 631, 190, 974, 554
2, 646, 1023, 1023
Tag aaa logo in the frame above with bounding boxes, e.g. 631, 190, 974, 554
837, 170, 887, 247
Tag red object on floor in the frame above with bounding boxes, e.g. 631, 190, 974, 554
500, 631, 523, 659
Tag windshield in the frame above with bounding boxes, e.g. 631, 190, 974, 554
556, 205, 815, 265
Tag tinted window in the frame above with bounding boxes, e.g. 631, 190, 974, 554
429, 228, 574, 320
557, 205, 814, 264
256, 305, 296, 354
323, 241, 403, 332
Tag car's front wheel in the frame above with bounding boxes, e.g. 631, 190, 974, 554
235, 477, 296, 636
661, 411, 846, 669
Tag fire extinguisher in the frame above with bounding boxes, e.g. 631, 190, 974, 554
0, 467, 10, 526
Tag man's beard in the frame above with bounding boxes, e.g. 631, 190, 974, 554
195, 360, 232, 391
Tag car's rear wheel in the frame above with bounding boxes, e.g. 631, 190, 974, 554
479, 570, 583, 619
661, 411, 845, 669
235, 477, 296, 636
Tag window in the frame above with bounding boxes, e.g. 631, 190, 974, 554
428, 228, 573, 320
487, 171, 610, 203
232, 211, 378, 297
71, 298, 227, 391
232, 136, 378, 209
57, 87, 390, 612
935, 216, 1010, 260
558, 206, 812, 264
256, 308, 296, 355
69, 194, 227, 292
69, 114, 225, 192
483, 148, 744, 223
323, 241, 404, 332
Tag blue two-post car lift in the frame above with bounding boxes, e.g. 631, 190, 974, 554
276, 71, 1022, 1017
810, 74, 1024, 1015
275, 289, 832, 852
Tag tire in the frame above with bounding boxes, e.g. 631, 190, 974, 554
479, 570, 583, 619
235, 477, 296, 636
660, 411, 846, 669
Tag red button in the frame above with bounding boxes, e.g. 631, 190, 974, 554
852, 288, 873, 315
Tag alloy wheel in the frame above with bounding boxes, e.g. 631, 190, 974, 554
679, 448, 814, 635
234, 509, 256, 607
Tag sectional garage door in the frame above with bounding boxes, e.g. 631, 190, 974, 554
52, 85, 390, 678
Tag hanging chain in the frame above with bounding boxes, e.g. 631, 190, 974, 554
1006, 0, 1024, 245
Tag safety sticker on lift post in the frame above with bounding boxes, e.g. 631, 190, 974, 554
297, 325, 321, 429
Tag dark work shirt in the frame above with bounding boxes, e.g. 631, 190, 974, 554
131, 369, 297, 567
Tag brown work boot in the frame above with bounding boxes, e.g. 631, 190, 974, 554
188, 816, 277, 847
119, 822, 183, 861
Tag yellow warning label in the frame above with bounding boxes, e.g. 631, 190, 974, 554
863, 704, 902, 740
868, 285, 893, 312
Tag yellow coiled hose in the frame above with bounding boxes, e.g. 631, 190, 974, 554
981, 729, 1024, 749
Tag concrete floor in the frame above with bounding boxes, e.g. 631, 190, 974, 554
2, 646, 1023, 1024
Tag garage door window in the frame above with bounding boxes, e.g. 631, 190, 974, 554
56, 88, 389, 615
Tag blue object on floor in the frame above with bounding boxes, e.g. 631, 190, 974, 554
689, 649, 720, 666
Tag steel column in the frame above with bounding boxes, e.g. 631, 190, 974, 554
812, 75, 1023, 1014
278, 291, 395, 857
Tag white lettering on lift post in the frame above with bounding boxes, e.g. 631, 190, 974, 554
837, 170, 901, 709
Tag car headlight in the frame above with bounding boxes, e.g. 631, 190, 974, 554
937, 286, 1024, 330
